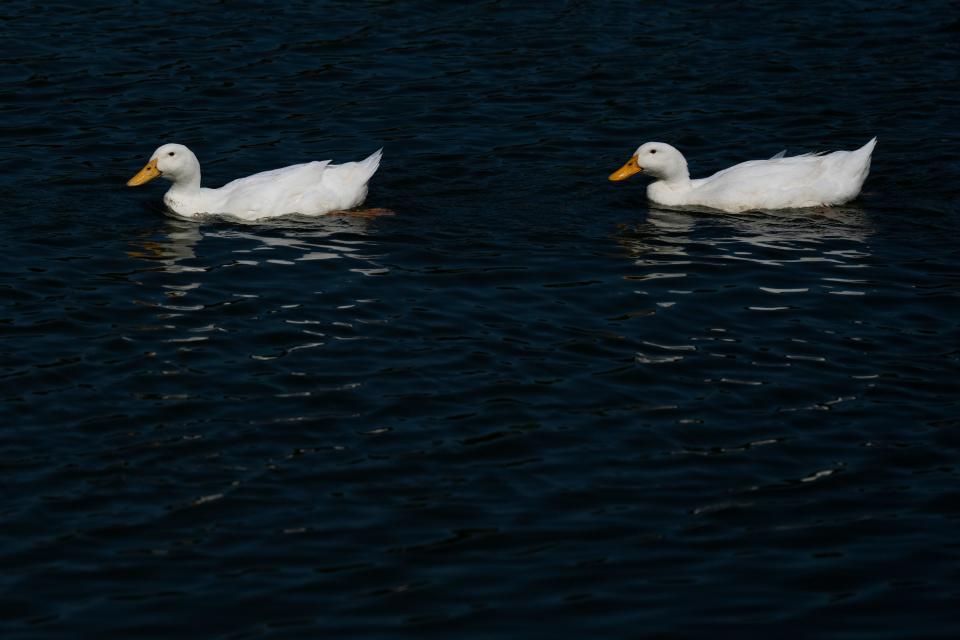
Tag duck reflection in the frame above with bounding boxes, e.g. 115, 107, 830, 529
128, 210, 390, 274
615, 205, 873, 263
127, 216, 204, 271
124, 212, 392, 346
613, 205, 875, 308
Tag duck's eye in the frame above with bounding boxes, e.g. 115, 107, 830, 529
650, 149, 657, 154
168, 152, 175, 156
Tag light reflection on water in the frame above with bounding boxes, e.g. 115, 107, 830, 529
129, 213, 383, 271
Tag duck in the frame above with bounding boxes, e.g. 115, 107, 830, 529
127, 143, 382, 220
609, 138, 876, 213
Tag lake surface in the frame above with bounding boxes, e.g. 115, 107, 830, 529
2, 1, 959, 637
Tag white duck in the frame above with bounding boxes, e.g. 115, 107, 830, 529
609, 138, 876, 213
127, 143, 382, 220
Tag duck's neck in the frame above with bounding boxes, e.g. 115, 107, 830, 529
660, 156, 691, 184
648, 173, 693, 207
163, 170, 202, 214
166, 169, 201, 194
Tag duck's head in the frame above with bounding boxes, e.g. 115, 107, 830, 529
609, 142, 689, 183
127, 143, 200, 187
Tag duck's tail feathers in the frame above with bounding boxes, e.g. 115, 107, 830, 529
846, 137, 876, 172
835, 137, 876, 198
857, 137, 878, 156
856, 137, 876, 178
357, 148, 383, 183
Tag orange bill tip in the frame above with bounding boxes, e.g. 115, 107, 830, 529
609, 155, 643, 182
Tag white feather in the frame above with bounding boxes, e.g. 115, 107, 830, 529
613, 138, 876, 213
130, 144, 383, 220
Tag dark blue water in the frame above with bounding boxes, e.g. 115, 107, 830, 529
2, 1, 959, 637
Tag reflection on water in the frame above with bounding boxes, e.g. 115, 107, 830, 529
120, 213, 393, 359
615, 206, 874, 294
128, 213, 385, 274
127, 217, 204, 270
618, 205, 873, 259
612, 206, 880, 381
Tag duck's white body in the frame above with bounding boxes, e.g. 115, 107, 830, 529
128, 143, 382, 220
610, 138, 876, 213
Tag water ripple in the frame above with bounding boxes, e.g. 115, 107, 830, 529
2, 0, 959, 637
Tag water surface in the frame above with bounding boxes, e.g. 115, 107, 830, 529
2, 1, 959, 638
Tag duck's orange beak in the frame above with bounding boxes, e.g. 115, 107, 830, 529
609, 155, 643, 182
127, 158, 161, 186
